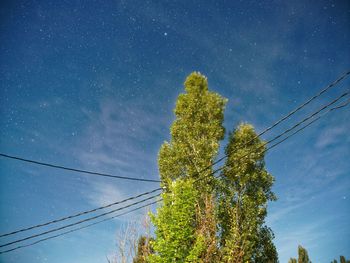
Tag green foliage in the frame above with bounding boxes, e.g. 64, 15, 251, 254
252, 226, 279, 263
289, 245, 311, 263
149, 179, 199, 262
133, 236, 153, 263
217, 123, 277, 262
298, 245, 311, 263
151, 72, 227, 262
149, 73, 278, 262
158, 72, 227, 190
333, 255, 350, 263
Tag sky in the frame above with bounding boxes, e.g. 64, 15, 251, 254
0, 0, 349, 262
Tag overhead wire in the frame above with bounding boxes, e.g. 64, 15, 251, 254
194, 70, 350, 176
1, 75, 348, 243
2, 90, 349, 253
267, 97, 350, 151
0, 72, 348, 254
0, 153, 161, 183
0, 188, 162, 238
0, 200, 160, 255
209, 91, 349, 176
265, 91, 349, 145
1, 94, 348, 254
0, 193, 161, 249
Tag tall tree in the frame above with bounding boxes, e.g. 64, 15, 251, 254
298, 245, 311, 263
217, 123, 277, 263
158, 72, 227, 188
289, 245, 312, 263
150, 72, 227, 261
289, 259, 297, 263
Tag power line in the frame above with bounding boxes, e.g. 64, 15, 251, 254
214, 97, 349, 179
0, 188, 162, 238
197, 91, 349, 179
251, 71, 349, 138
267, 97, 350, 151
1, 86, 348, 254
0, 153, 161, 183
196, 70, 350, 176
0, 200, 160, 255
2, 96, 348, 254
0, 193, 161, 249
265, 91, 349, 145
3, 84, 347, 244
1, 73, 348, 251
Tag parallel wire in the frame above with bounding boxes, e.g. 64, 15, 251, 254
0, 200, 160, 254
0, 188, 161, 238
2, 97, 348, 254
267, 98, 350, 151
212, 96, 350, 178
0, 193, 161, 248
265, 91, 349, 145
0, 153, 161, 183
202, 91, 349, 177
197, 70, 350, 175
1, 81, 348, 243
1, 87, 349, 255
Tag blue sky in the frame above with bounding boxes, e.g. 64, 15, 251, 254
0, 0, 349, 262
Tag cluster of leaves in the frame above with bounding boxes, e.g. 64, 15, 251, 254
149, 179, 200, 262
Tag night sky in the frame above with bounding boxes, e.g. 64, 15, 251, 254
0, 1, 349, 262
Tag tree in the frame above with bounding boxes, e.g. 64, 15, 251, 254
109, 221, 138, 263
298, 245, 311, 263
333, 255, 350, 263
252, 226, 279, 263
158, 72, 227, 188
289, 245, 311, 263
109, 210, 153, 263
133, 236, 154, 263
217, 123, 277, 263
150, 72, 227, 261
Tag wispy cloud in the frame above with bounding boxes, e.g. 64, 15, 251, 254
85, 181, 124, 208
76, 97, 164, 177
72, 95, 164, 212
315, 125, 348, 149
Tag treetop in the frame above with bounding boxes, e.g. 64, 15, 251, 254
184, 72, 208, 93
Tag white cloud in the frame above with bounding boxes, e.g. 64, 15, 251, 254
73, 95, 163, 219
315, 126, 347, 149
85, 181, 124, 208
